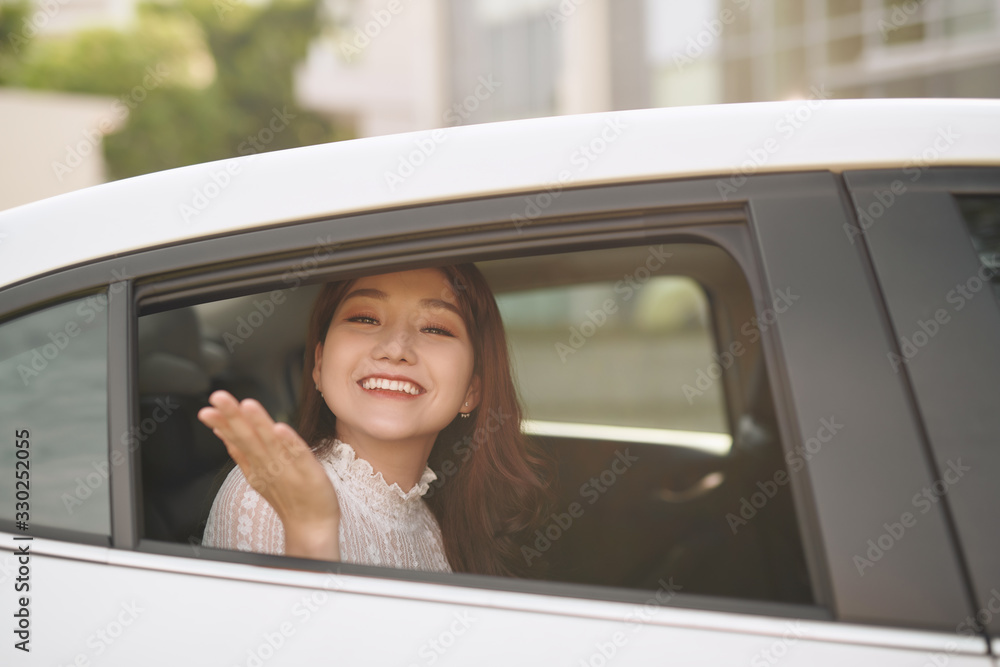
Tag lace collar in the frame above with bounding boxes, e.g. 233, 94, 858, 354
322, 439, 437, 513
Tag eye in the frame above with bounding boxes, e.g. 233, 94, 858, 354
347, 314, 379, 325
422, 323, 456, 337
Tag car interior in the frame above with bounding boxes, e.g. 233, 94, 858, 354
136, 240, 814, 607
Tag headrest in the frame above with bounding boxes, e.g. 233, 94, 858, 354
138, 309, 210, 395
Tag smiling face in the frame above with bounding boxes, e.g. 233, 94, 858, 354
312, 268, 480, 451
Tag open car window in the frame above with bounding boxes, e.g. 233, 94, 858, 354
136, 240, 814, 609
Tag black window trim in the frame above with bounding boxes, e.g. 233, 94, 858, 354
109, 278, 139, 547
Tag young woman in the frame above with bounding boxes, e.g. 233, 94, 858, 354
199, 264, 551, 577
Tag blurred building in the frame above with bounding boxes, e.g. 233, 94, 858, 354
0, 0, 136, 210
725, 0, 1000, 101
649, 0, 1000, 106
295, 0, 649, 136
4, 0, 135, 35
301, 0, 999, 131
5, 0, 998, 212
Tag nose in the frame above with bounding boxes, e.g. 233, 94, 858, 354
372, 319, 415, 363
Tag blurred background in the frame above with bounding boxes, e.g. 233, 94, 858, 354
1, 0, 998, 211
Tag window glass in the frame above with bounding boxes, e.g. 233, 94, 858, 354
956, 196, 1000, 308
943, 0, 995, 38
826, 0, 861, 19
774, 0, 804, 28
881, 0, 926, 45
497, 277, 725, 437
137, 286, 318, 545
481, 244, 813, 604
0, 295, 110, 535
448, 0, 559, 122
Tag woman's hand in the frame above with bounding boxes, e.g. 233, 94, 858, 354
197, 390, 341, 560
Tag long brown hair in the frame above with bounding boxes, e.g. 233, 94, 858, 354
296, 264, 552, 577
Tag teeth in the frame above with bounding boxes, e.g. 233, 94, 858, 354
361, 378, 421, 395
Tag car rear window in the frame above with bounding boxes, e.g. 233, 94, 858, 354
0, 295, 110, 536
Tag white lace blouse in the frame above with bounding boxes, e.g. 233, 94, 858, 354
201, 439, 451, 573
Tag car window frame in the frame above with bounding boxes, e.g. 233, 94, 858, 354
129, 176, 833, 621
132, 210, 826, 620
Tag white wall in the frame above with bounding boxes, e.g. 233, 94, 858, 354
0, 89, 124, 211
295, 0, 448, 137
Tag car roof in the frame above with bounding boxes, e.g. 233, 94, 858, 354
2, 97, 999, 290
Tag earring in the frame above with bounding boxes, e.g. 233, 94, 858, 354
315, 384, 323, 396
459, 401, 471, 419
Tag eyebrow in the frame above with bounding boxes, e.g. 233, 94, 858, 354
342, 288, 387, 302
420, 298, 462, 317
342, 289, 462, 317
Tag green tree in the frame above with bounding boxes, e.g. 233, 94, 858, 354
4, 0, 345, 180
0, 1, 32, 85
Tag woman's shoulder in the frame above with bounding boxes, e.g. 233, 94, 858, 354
209, 463, 273, 519
203, 463, 284, 553
216, 462, 250, 492
208, 464, 252, 512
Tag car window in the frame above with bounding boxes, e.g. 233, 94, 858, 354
137, 285, 322, 545
0, 294, 110, 535
955, 195, 1000, 307
497, 276, 727, 438
480, 244, 812, 604
135, 240, 814, 609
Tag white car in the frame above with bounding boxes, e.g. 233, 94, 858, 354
2, 98, 999, 666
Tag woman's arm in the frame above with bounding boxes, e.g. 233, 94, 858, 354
198, 390, 341, 560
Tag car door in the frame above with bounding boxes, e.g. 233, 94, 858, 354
0, 169, 991, 665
